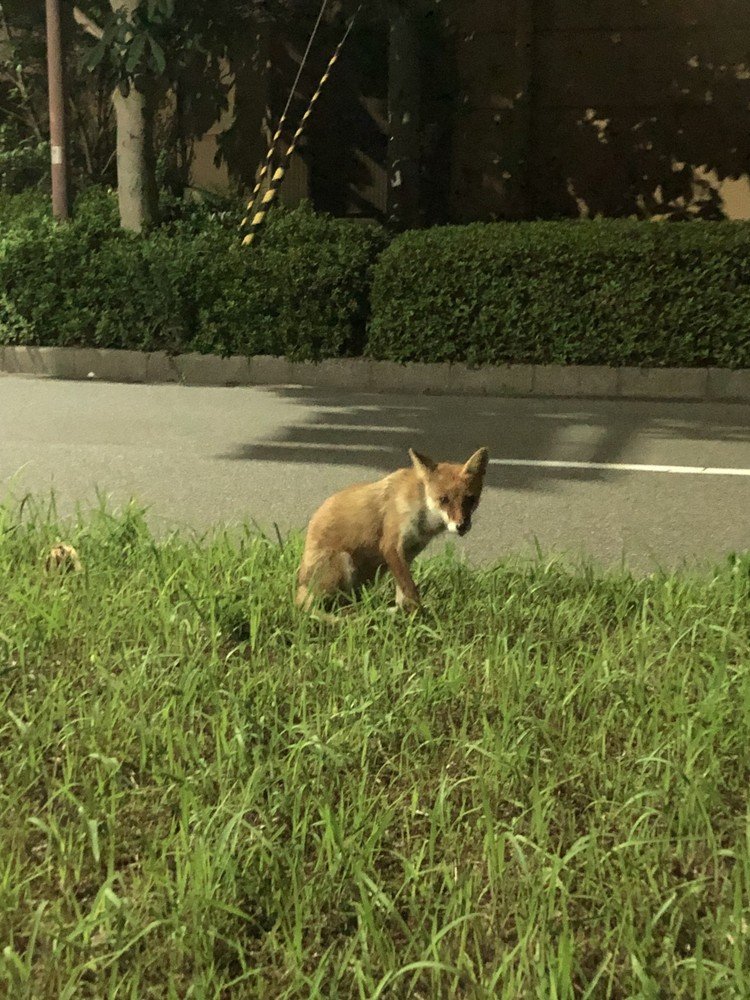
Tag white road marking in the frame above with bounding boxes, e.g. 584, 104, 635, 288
490, 459, 750, 477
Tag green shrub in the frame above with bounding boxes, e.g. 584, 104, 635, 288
0, 219, 86, 344
368, 220, 750, 368
0, 124, 49, 195
0, 198, 385, 358
61, 230, 193, 351
71, 185, 120, 232
0, 189, 49, 229
196, 207, 387, 358
5, 202, 749, 368
158, 187, 246, 231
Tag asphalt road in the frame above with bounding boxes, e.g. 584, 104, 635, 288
2, 373, 749, 572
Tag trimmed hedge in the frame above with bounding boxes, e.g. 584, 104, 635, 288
368, 221, 750, 368
0, 191, 385, 360
3, 193, 750, 368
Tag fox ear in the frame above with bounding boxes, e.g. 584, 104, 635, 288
462, 447, 489, 478
409, 448, 436, 480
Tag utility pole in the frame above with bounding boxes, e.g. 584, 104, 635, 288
45, 0, 70, 220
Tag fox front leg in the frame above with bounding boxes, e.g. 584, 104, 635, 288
383, 546, 420, 612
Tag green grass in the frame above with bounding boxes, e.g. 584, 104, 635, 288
2, 498, 750, 998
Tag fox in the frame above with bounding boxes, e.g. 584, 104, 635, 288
296, 447, 489, 613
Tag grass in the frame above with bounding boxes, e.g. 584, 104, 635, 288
1, 497, 750, 998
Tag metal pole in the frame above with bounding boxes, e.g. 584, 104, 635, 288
45, 0, 70, 221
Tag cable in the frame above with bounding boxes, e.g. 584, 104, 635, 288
241, 0, 329, 226
242, 3, 362, 246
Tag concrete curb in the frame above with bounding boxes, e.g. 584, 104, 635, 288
1, 345, 749, 402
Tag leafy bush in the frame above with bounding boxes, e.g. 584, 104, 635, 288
4, 197, 750, 368
71, 185, 121, 232
368, 220, 750, 368
0, 196, 385, 359
0, 188, 49, 229
195, 208, 386, 358
0, 124, 49, 195
158, 186, 246, 231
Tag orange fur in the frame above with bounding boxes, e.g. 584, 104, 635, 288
296, 447, 489, 613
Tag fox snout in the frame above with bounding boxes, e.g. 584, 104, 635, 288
449, 494, 479, 536
448, 513, 472, 536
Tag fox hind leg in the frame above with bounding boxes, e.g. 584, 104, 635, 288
296, 550, 356, 612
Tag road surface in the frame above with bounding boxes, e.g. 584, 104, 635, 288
2, 373, 749, 572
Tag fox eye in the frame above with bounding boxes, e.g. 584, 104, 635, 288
439, 495, 449, 505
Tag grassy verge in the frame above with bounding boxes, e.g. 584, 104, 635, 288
2, 500, 750, 998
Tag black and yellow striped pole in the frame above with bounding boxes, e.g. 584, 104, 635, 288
242, 0, 330, 225
242, 122, 287, 229
241, 5, 362, 247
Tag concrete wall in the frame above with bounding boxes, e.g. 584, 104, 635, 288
189, 0, 750, 221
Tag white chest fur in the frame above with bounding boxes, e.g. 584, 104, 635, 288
400, 504, 445, 560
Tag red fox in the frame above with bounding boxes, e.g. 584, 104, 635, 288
296, 447, 489, 612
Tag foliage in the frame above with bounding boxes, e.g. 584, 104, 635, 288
0, 186, 49, 226
3, 192, 750, 368
368, 220, 750, 368
82, 0, 254, 105
0, 1, 49, 191
157, 182, 246, 230
84, 0, 173, 86
0, 1, 118, 187
194, 206, 386, 358
0, 123, 49, 194
0, 192, 385, 359
2, 499, 750, 996
69, 184, 122, 231
0, 1, 264, 212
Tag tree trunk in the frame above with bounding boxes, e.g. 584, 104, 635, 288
113, 82, 159, 231
111, 0, 158, 231
387, 6, 421, 230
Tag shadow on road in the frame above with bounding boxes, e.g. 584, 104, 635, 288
219, 388, 750, 493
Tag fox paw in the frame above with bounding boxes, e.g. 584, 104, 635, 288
389, 601, 420, 615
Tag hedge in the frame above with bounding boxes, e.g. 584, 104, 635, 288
0, 191, 385, 360
368, 220, 750, 368
3, 192, 750, 368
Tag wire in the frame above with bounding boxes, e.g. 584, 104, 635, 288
241, 3, 363, 246
242, 0, 330, 225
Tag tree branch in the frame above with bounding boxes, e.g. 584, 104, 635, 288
73, 6, 104, 40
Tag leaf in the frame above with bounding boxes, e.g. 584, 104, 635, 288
148, 0, 174, 23
101, 16, 122, 47
148, 36, 166, 75
85, 39, 108, 71
145, 0, 174, 24
124, 33, 146, 74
